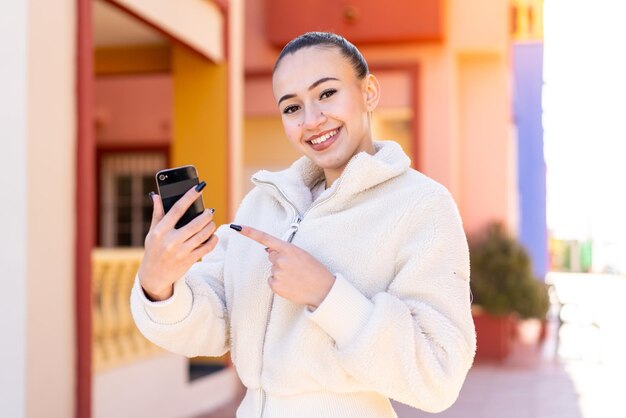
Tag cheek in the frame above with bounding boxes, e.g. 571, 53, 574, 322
332, 92, 364, 121
281, 117, 303, 143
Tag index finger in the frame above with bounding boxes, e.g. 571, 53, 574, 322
231, 224, 287, 251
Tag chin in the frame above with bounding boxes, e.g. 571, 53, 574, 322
313, 156, 349, 171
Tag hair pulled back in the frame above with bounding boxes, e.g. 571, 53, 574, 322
273, 32, 369, 79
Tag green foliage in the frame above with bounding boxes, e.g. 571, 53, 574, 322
469, 223, 550, 319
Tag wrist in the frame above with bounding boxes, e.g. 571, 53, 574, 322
310, 272, 336, 310
142, 285, 173, 302
140, 278, 174, 302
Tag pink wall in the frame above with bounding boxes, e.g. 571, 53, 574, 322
458, 55, 515, 234
94, 74, 172, 147
243, 0, 515, 234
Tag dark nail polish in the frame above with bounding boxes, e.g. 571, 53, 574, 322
195, 181, 206, 192
230, 224, 242, 232
264, 247, 270, 253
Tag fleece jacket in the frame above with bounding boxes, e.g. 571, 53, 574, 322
131, 140, 476, 418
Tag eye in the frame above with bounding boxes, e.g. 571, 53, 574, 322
283, 104, 300, 114
320, 89, 337, 100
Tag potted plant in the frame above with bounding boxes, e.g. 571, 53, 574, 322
512, 275, 550, 345
469, 223, 550, 361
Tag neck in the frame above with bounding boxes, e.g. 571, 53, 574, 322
323, 140, 376, 188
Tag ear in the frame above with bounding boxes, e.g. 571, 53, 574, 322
363, 74, 381, 112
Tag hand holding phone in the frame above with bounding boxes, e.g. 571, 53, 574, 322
137, 165, 218, 301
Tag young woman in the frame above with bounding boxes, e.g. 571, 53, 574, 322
132, 32, 476, 418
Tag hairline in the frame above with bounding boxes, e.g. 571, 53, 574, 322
273, 43, 369, 80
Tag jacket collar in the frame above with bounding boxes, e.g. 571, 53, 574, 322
251, 140, 411, 215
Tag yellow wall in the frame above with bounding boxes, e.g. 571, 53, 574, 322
242, 117, 299, 193
242, 113, 413, 195
372, 112, 413, 160
172, 45, 229, 223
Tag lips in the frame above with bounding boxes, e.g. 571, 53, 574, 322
306, 127, 340, 151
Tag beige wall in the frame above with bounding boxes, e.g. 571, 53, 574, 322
1, 0, 76, 415
110, 0, 224, 61
25, 0, 76, 417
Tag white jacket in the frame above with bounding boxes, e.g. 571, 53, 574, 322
131, 141, 476, 418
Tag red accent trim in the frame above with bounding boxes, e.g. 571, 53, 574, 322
103, 0, 224, 62
214, 0, 229, 14
222, 3, 229, 61
76, 0, 95, 416
245, 62, 421, 170
224, 12, 232, 220
96, 143, 171, 153
243, 69, 273, 79
265, 0, 444, 46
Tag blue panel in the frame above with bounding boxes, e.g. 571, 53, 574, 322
513, 43, 548, 279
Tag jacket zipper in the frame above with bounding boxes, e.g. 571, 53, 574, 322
258, 212, 301, 418
251, 177, 344, 418
252, 178, 300, 418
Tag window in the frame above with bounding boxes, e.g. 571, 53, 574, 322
100, 152, 166, 247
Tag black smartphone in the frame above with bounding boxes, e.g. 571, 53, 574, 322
155, 165, 205, 229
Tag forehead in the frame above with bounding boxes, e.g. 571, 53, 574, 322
272, 46, 356, 98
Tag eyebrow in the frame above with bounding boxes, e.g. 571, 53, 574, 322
277, 77, 339, 106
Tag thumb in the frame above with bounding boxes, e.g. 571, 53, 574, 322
148, 192, 165, 230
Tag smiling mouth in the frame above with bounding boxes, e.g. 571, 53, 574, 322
308, 128, 340, 145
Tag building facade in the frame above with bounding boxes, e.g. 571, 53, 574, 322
0, 1, 542, 417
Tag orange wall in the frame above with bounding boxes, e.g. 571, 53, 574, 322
172, 45, 229, 224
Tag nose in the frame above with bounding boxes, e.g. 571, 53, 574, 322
302, 103, 326, 131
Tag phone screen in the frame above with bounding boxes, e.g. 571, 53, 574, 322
156, 166, 204, 229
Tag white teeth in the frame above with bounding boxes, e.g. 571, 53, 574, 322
310, 129, 337, 145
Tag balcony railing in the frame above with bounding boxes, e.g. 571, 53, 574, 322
92, 248, 162, 372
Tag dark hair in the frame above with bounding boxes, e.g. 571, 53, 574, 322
273, 32, 369, 79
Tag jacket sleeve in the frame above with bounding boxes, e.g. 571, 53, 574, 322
306, 191, 476, 413
130, 224, 231, 358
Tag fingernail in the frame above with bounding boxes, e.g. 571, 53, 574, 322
195, 181, 206, 192
209, 208, 215, 214
148, 191, 156, 200
264, 247, 270, 253
230, 224, 242, 232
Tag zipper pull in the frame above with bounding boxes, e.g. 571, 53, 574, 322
281, 216, 302, 243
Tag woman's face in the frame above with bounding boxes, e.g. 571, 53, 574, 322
272, 46, 380, 183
